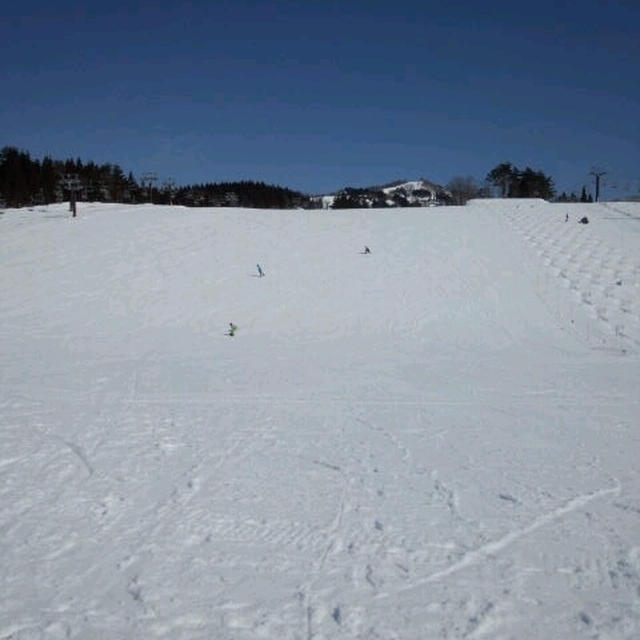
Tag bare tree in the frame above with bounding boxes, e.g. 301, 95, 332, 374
446, 176, 482, 205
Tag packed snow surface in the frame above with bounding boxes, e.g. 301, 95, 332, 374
1, 200, 639, 639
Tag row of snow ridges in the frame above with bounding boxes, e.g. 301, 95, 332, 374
496, 201, 639, 353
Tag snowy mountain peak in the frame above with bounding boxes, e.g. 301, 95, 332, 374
314, 178, 451, 209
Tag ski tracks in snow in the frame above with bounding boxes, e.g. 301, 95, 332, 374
298, 467, 348, 640
492, 201, 640, 350
2, 204, 639, 639
379, 481, 621, 597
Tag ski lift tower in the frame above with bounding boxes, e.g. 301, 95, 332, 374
163, 178, 176, 205
141, 172, 157, 204
62, 173, 82, 217
590, 169, 607, 202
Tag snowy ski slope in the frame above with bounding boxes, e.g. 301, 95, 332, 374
1, 200, 639, 639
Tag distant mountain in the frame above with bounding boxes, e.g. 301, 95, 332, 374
312, 179, 452, 209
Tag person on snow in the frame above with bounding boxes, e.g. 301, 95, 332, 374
363, 246, 371, 254
228, 322, 237, 336
257, 263, 265, 277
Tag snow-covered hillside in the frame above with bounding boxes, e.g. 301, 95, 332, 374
314, 178, 450, 208
380, 179, 448, 205
1, 200, 639, 639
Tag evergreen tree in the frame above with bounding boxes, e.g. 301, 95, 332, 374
40, 156, 58, 203
486, 162, 516, 197
486, 162, 555, 200
0, 146, 33, 206
515, 167, 555, 199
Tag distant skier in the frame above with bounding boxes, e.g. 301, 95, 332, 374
227, 322, 237, 337
565, 213, 569, 222
363, 246, 371, 254
257, 263, 264, 277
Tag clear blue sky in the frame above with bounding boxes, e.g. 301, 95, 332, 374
2, 0, 639, 197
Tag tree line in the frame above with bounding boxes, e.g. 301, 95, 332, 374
174, 181, 307, 209
448, 163, 602, 205
0, 146, 142, 207
556, 186, 593, 203
2, 145, 571, 210
0, 146, 309, 209
486, 162, 555, 199
446, 162, 558, 204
